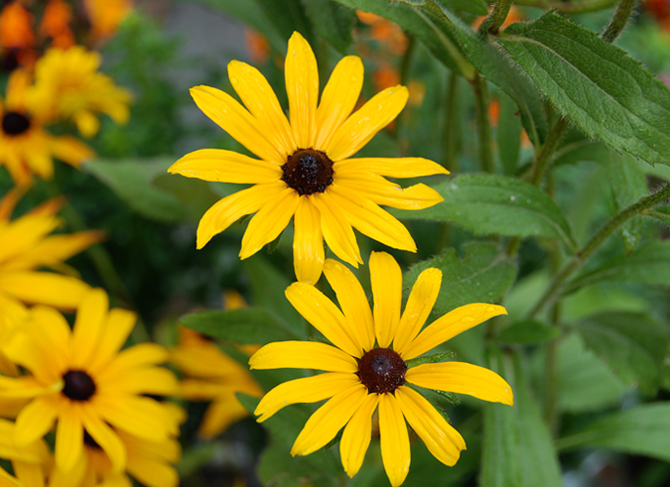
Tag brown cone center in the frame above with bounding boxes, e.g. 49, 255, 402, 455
2, 111, 31, 136
281, 148, 334, 196
358, 348, 407, 394
62, 370, 97, 401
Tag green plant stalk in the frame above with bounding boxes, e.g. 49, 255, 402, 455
477, 0, 512, 36
529, 117, 570, 186
471, 71, 494, 173
512, 0, 619, 12
393, 34, 417, 141
602, 0, 639, 43
442, 70, 461, 172
527, 182, 670, 318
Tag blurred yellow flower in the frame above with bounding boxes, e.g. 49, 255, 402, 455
250, 252, 513, 487
0, 69, 94, 186
171, 291, 263, 438
0, 417, 50, 485
0, 289, 179, 474
169, 31, 447, 284
27, 46, 132, 138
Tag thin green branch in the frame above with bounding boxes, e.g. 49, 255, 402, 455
526, 183, 670, 318
512, 0, 619, 13
471, 72, 494, 173
529, 117, 570, 186
477, 0, 512, 36
602, 0, 639, 42
442, 70, 460, 172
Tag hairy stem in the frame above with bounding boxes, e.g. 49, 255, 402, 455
477, 0, 512, 36
602, 0, 639, 43
471, 72, 494, 173
512, 0, 619, 13
442, 70, 461, 172
529, 117, 570, 186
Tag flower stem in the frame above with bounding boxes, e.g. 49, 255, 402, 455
477, 0, 512, 36
471, 71, 494, 173
602, 0, 638, 43
529, 117, 569, 186
511, 0, 619, 13
441, 70, 461, 172
526, 182, 670, 318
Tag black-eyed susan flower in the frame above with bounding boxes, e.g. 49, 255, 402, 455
27, 46, 132, 138
0, 417, 50, 484
169, 31, 448, 284
0, 289, 179, 474
0, 69, 94, 186
249, 252, 513, 486
171, 290, 263, 438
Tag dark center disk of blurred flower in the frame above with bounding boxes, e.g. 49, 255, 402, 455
1, 111, 31, 136
281, 148, 334, 196
358, 347, 407, 394
83, 429, 102, 450
62, 370, 97, 401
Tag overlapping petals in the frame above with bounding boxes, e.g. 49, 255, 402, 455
249, 252, 513, 486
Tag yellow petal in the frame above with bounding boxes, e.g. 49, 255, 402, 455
311, 191, 361, 267
324, 86, 408, 162
2, 330, 56, 384
249, 341, 358, 373
406, 362, 514, 405
92, 396, 172, 442
0, 213, 60, 265
328, 184, 416, 252
333, 171, 444, 210
291, 383, 367, 456
315, 56, 363, 149
126, 450, 179, 487
334, 157, 449, 178
48, 135, 95, 166
228, 60, 297, 157
323, 259, 375, 353
393, 268, 442, 353
55, 404, 84, 472
0, 376, 60, 399
340, 392, 379, 478
292, 196, 324, 284
402, 304, 507, 360
28, 306, 72, 376
0, 466, 21, 486
74, 110, 100, 138
190, 85, 285, 164
394, 386, 465, 466
239, 187, 299, 259
378, 393, 410, 487
198, 396, 249, 439
169, 149, 281, 183
98, 367, 178, 396
370, 252, 402, 348
14, 395, 60, 446
285, 282, 362, 357
71, 288, 109, 368
79, 406, 127, 473
254, 372, 359, 422
196, 181, 286, 249
0, 186, 24, 221
285, 32, 318, 148
86, 308, 137, 374
0, 272, 90, 310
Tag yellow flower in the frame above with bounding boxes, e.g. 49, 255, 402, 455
0, 289, 179, 474
0, 467, 20, 487
83, 0, 133, 39
27, 46, 131, 138
169, 31, 448, 284
249, 252, 513, 487
171, 290, 263, 438
0, 417, 50, 485
0, 69, 95, 186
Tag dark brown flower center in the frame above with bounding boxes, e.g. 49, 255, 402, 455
358, 348, 407, 394
2, 111, 31, 136
281, 148, 334, 196
62, 370, 96, 401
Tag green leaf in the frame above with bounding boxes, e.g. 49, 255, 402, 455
84, 158, 219, 223
608, 155, 648, 253
179, 307, 301, 344
496, 320, 560, 345
257, 440, 339, 487
255, 0, 316, 47
301, 0, 356, 54
481, 351, 562, 487
572, 312, 670, 394
498, 12, 670, 167
567, 240, 670, 291
404, 242, 517, 315
333, 0, 474, 77
432, 0, 488, 15
497, 92, 522, 176
396, 174, 577, 252
647, 206, 670, 226
557, 403, 670, 462
553, 129, 611, 167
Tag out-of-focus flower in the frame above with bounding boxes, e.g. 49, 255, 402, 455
472, 5, 524, 31
27, 46, 132, 138
169, 32, 447, 284
356, 11, 408, 55
489, 98, 500, 127
407, 80, 425, 108
39, 0, 75, 49
84, 0, 133, 39
250, 253, 513, 486
372, 64, 400, 92
0, 466, 21, 486
0, 69, 95, 186
172, 290, 263, 438
0, 289, 180, 474
0, 1, 37, 67
0, 417, 51, 485
244, 29, 270, 64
